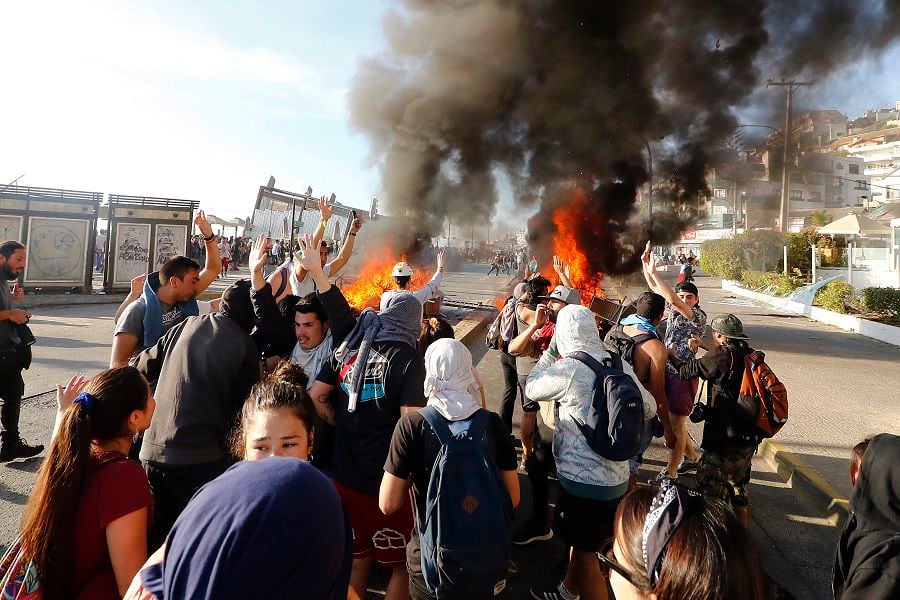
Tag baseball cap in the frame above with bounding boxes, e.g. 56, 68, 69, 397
538, 285, 582, 305
674, 281, 699, 296
710, 313, 750, 340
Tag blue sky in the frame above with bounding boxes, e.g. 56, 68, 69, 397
1, 1, 898, 221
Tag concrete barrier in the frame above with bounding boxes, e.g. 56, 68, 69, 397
722, 280, 900, 347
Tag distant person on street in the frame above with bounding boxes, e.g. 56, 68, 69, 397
95, 230, 107, 271
487, 255, 500, 276
136, 280, 261, 549
218, 236, 232, 276
379, 250, 444, 311
18, 368, 155, 599
666, 313, 757, 527
110, 211, 221, 367
641, 242, 705, 482
833, 433, 900, 600
0, 240, 42, 461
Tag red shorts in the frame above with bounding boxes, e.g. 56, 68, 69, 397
665, 370, 699, 416
333, 480, 413, 566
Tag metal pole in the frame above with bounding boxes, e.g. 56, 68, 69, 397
780, 86, 792, 234
289, 196, 297, 248
811, 245, 816, 282
783, 245, 788, 276
848, 242, 853, 285
766, 80, 813, 233
645, 138, 653, 237
732, 180, 738, 237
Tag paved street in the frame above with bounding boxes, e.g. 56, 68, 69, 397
2, 266, 898, 599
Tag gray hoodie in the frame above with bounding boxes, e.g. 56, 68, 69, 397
526, 305, 655, 498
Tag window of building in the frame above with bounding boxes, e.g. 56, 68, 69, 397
810, 191, 821, 202
712, 205, 726, 215
790, 190, 803, 200
849, 164, 860, 174
856, 180, 867, 190
836, 162, 844, 170
713, 188, 727, 198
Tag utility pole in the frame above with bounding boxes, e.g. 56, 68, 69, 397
766, 79, 813, 235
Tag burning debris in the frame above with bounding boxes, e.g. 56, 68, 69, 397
350, 0, 900, 278
341, 248, 428, 310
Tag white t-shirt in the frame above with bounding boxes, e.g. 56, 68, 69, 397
289, 262, 333, 298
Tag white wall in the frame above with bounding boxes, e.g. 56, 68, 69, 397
815, 266, 900, 289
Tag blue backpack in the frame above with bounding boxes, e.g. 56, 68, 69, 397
419, 407, 512, 598
567, 351, 645, 461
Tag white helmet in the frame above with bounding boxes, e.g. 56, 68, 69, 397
391, 261, 414, 277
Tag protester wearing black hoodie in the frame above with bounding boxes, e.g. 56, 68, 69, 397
136, 280, 261, 549
833, 433, 900, 599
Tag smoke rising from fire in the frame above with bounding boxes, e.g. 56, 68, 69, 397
349, 0, 900, 275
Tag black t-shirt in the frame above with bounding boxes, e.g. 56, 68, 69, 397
384, 409, 517, 574
317, 340, 426, 495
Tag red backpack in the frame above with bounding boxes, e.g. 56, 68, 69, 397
735, 351, 788, 438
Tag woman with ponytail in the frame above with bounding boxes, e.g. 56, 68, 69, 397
18, 367, 156, 599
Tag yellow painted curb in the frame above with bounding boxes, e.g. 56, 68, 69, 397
759, 439, 850, 528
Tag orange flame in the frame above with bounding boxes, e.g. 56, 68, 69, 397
341, 249, 428, 310
552, 190, 604, 303
493, 295, 506, 311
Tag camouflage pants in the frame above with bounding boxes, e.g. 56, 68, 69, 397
696, 444, 757, 507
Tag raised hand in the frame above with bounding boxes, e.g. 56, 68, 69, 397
130, 273, 146, 298
249, 234, 269, 273
534, 303, 549, 327
194, 210, 213, 238
553, 255, 564, 275
11, 283, 23, 300
436, 250, 445, 272
350, 216, 363, 233
296, 234, 323, 273
641, 241, 653, 269
57, 374, 89, 413
318, 195, 334, 221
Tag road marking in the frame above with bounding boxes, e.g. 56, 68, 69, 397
709, 298, 759, 307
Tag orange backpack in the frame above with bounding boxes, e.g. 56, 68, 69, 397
736, 350, 788, 438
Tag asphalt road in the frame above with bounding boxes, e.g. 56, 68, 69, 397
3, 266, 897, 599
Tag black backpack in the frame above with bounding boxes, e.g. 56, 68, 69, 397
567, 351, 645, 462
603, 325, 658, 364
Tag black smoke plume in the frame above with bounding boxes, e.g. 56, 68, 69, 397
349, 0, 900, 275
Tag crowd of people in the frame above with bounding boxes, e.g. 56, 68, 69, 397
0, 219, 897, 600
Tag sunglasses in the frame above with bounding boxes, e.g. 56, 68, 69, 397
596, 540, 651, 593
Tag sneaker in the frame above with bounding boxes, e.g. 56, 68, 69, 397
651, 469, 677, 485
677, 459, 699, 475
530, 582, 579, 600
514, 520, 553, 545
0, 438, 44, 462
